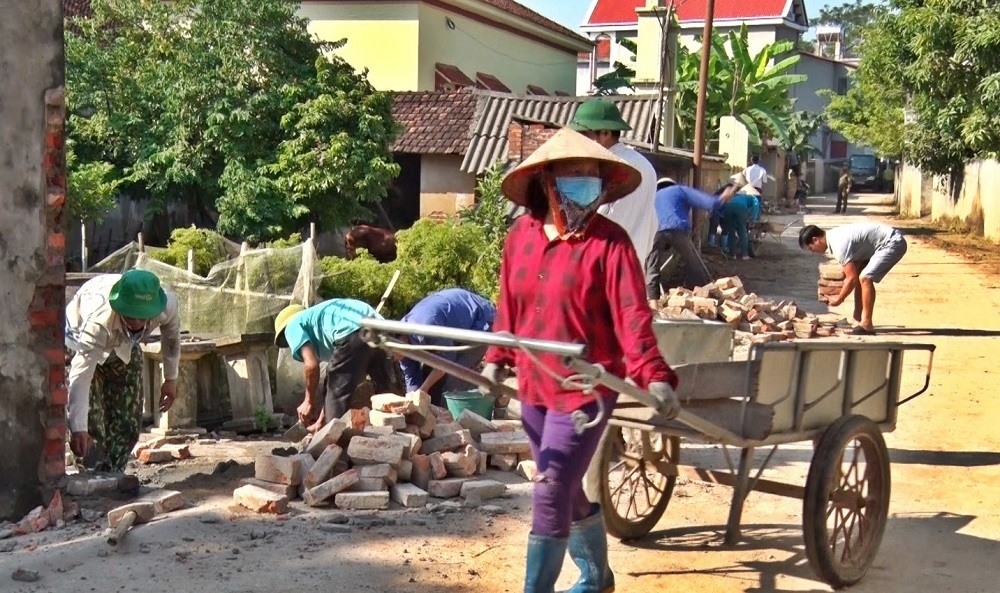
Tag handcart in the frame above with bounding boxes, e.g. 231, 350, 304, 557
357, 318, 935, 589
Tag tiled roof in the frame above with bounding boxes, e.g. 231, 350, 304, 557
391, 91, 481, 155
577, 37, 611, 62
476, 72, 512, 93
471, 0, 589, 43
436, 63, 476, 87
585, 0, 805, 28
460, 92, 663, 174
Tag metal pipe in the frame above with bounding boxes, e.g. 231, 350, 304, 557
358, 318, 587, 359
563, 357, 743, 444
692, 0, 717, 188
377, 345, 519, 402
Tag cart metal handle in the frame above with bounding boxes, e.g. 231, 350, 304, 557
897, 344, 936, 406
358, 317, 587, 358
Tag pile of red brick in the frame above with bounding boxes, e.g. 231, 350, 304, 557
233, 391, 533, 514
654, 276, 847, 342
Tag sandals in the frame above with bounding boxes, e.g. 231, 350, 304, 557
849, 326, 876, 336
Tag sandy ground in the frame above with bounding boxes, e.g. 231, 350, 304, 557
3, 192, 999, 593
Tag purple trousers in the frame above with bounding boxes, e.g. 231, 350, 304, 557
520, 395, 616, 538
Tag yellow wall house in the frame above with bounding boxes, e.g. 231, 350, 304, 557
299, 0, 592, 95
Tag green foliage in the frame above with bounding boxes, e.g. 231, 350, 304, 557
66, 140, 121, 223
265, 233, 303, 249
822, 1, 1000, 174
147, 227, 229, 276
675, 25, 806, 148
592, 37, 638, 96
254, 406, 275, 433
317, 216, 499, 318
781, 111, 827, 162
817, 0, 886, 58
460, 161, 508, 301
66, 0, 399, 243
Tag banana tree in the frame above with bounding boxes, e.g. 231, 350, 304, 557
782, 111, 826, 162
675, 24, 807, 148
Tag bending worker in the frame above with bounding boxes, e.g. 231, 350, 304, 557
274, 299, 395, 432
397, 287, 496, 405
799, 222, 908, 335
646, 177, 736, 308
65, 270, 180, 471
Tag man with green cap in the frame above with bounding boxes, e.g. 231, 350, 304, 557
569, 98, 658, 262
274, 299, 395, 432
65, 270, 181, 471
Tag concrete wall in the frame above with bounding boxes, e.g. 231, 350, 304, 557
0, 0, 68, 520
416, 3, 578, 94
299, 1, 422, 91
898, 160, 1000, 242
300, 1, 581, 94
418, 154, 476, 218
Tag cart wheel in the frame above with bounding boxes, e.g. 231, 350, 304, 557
803, 415, 891, 588
596, 424, 679, 540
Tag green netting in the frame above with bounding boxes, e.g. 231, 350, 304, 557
87, 240, 320, 336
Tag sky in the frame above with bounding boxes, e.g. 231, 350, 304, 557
518, 0, 858, 30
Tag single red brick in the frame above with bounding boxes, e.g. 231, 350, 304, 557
29, 308, 60, 327
50, 386, 68, 406
43, 347, 65, 365
45, 424, 66, 441
49, 365, 65, 387
44, 438, 64, 457
48, 232, 65, 250
44, 458, 65, 480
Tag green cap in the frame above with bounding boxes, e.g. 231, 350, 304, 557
108, 270, 168, 319
568, 99, 632, 132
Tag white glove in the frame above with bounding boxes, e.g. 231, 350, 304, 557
648, 381, 680, 420
479, 363, 503, 395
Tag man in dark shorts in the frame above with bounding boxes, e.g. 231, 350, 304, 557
799, 222, 908, 335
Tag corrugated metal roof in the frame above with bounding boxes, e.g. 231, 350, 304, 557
460, 91, 665, 174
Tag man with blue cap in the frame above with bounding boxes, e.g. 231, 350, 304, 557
65, 269, 181, 471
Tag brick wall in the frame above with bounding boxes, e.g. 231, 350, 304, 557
507, 121, 559, 163
37, 88, 68, 485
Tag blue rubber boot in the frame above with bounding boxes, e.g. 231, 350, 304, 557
525, 534, 569, 593
563, 505, 615, 593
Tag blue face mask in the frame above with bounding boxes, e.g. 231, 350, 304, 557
555, 176, 603, 207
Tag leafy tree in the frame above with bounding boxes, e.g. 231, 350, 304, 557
65, 0, 400, 242
675, 25, 806, 148
781, 111, 826, 163
816, 0, 886, 58
823, 1, 1000, 174
66, 140, 121, 223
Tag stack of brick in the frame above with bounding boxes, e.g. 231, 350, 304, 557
817, 262, 846, 303
654, 276, 847, 342
131, 436, 193, 465
233, 391, 532, 513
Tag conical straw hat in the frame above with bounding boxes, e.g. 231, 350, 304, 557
500, 128, 642, 207
730, 171, 761, 196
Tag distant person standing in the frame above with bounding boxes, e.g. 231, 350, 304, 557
799, 222, 908, 335
743, 155, 767, 193
836, 162, 853, 214
569, 98, 658, 262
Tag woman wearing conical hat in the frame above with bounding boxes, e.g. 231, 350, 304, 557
479, 128, 681, 593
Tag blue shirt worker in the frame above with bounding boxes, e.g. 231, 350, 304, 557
398, 288, 497, 406
722, 179, 763, 260
645, 177, 736, 307
274, 299, 394, 432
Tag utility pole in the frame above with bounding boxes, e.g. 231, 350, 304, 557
652, 1, 676, 153
692, 0, 717, 188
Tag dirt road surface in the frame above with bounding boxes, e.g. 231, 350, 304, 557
2, 192, 998, 593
